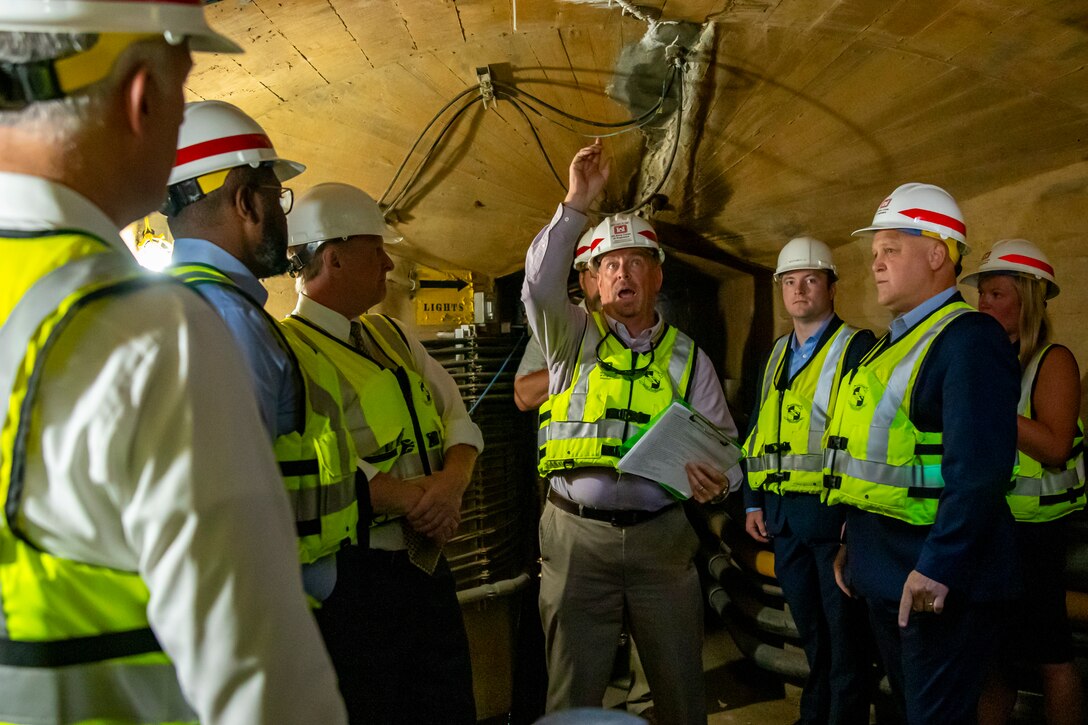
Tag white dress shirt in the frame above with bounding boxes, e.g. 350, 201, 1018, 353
0, 173, 347, 725
291, 294, 484, 483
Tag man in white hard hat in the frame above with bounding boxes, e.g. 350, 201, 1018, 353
523, 139, 742, 724
284, 182, 483, 724
163, 100, 365, 604
743, 237, 876, 725
514, 231, 655, 719
826, 183, 1020, 724
0, 4, 346, 724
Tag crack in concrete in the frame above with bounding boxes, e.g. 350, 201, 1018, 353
326, 0, 374, 68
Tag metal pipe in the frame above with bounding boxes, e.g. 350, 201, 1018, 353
457, 572, 532, 605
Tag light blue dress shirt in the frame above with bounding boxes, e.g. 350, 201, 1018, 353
170, 238, 299, 438
888, 287, 958, 343
170, 238, 336, 600
787, 315, 834, 379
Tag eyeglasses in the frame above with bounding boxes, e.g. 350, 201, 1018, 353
255, 185, 294, 214
594, 331, 655, 379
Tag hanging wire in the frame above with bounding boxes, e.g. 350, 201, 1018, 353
383, 94, 481, 214
378, 86, 479, 208
495, 91, 567, 191
616, 68, 684, 215
491, 64, 678, 134
379, 57, 686, 218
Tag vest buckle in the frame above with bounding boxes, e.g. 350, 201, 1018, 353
823, 474, 842, 489
827, 436, 848, 450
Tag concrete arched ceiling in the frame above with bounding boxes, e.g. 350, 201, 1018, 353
189, 0, 1088, 278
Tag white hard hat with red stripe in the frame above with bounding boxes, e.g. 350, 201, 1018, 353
852, 183, 970, 262
0, 0, 241, 53
573, 229, 595, 270
588, 214, 664, 266
961, 238, 1059, 299
163, 100, 304, 216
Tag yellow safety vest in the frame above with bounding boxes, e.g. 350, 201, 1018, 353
822, 303, 973, 524
0, 231, 196, 724
280, 314, 446, 526
745, 322, 860, 495
169, 263, 358, 563
537, 312, 696, 474
1006, 344, 1086, 522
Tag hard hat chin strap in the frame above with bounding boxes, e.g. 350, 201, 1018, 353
286, 252, 306, 278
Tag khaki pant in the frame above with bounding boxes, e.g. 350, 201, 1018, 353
538, 501, 706, 725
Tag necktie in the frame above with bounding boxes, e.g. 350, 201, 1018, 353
350, 319, 441, 575
401, 519, 441, 575
349, 319, 366, 350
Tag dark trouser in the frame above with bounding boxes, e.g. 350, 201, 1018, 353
866, 596, 1000, 725
315, 546, 476, 725
770, 496, 871, 725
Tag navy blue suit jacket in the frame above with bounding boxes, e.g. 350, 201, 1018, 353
844, 294, 1021, 604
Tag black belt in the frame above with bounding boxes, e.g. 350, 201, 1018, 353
547, 490, 676, 527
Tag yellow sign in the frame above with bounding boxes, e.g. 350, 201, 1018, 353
415, 266, 474, 326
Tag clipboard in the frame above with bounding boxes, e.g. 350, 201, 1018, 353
616, 400, 744, 500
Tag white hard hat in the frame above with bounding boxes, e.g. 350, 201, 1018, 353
573, 229, 595, 271
961, 238, 1059, 299
169, 101, 304, 187
774, 236, 837, 282
0, 0, 241, 54
852, 183, 969, 261
163, 101, 304, 215
588, 214, 664, 266
287, 183, 401, 248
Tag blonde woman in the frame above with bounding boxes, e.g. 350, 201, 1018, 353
965, 239, 1085, 725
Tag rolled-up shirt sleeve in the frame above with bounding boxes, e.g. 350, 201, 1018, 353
27, 287, 346, 725
397, 320, 484, 454
522, 204, 589, 377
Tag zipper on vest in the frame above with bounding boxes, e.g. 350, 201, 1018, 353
394, 367, 433, 476
621, 349, 637, 442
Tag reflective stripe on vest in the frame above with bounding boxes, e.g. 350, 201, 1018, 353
1006, 344, 1087, 521
745, 323, 858, 494
281, 314, 446, 526
823, 304, 972, 524
169, 263, 358, 562
537, 312, 696, 474
0, 232, 196, 724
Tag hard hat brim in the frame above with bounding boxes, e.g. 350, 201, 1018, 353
187, 31, 243, 55
0, 2, 243, 54
274, 159, 306, 183
960, 270, 1060, 299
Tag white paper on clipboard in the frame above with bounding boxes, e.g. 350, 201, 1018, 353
615, 400, 744, 500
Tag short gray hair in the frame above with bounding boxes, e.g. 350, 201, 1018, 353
294, 242, 330, 292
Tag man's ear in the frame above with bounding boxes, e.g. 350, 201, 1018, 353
928, 239, 950, 271
123, 64, 153, 138
234, 182, 262, 226
325, 244, 344, 273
